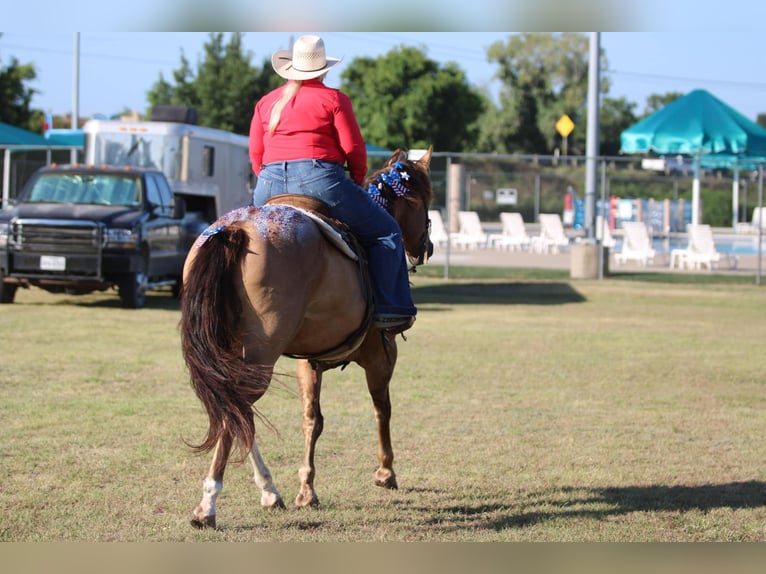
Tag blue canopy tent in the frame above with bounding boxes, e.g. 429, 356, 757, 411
0, 122, 82, 209
620, 89, 766, 227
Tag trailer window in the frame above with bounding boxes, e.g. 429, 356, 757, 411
202, 146, 215, 177
89, 132, 182, 181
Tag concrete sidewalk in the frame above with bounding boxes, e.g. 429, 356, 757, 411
427, 245, 763, 276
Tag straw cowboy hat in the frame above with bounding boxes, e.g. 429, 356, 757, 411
271, 35, 343, 80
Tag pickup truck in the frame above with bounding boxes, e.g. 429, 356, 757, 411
0, 164, 200, 308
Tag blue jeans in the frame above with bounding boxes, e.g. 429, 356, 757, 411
252, 160, 416, 317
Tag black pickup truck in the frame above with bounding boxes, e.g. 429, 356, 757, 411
0, 164, 200, 308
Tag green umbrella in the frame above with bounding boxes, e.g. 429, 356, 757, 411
621, 89, 766, 225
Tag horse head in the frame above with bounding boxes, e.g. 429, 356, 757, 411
365, 146, 434, 268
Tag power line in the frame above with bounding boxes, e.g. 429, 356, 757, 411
0, 42, 179, 67
609, 69, 766, 92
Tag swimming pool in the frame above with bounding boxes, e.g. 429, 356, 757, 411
645, 234, 766, 255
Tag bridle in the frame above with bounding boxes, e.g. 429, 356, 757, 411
411, 211, 433, 270
366, 160, 433, 272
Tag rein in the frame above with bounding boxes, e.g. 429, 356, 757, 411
366, 160, 431, 270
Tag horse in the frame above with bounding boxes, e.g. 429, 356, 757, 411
180, 147, 434, 528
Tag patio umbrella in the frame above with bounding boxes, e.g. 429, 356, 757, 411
620, 89, 766, 225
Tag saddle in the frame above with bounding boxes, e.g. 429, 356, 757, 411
266, 194, 358, 261
265, 194, 375, 369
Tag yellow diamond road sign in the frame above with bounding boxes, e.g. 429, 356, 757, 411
556, 114, 575, 138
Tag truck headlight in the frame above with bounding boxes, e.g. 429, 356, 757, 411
105, 227, 138, 248
0, 222, 8, 248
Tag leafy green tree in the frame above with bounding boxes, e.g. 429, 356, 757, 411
0, 48, 38, 129
599, 96, 638, 156
340, 45, 484, 151
147, 33, 279, 135
643, 91, 684, 116
482, 33, 609, 155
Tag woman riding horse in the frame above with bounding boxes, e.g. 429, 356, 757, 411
249, 34, 416, 333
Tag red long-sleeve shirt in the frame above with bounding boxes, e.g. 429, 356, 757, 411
249, 79, 368, 185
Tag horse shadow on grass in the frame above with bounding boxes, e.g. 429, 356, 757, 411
402, 481, 766, 532
412, 281, 586, 307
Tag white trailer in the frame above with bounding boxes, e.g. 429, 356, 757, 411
83, 110, 253, 224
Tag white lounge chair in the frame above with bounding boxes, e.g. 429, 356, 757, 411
615, 221, 655, 266
595, 215, 616, 249
427, 209, 449, 249
751, 207, 766, 232
452, 211, 489, 249
737, 207, 766, 235
687, 224, 720, 270
671, 224, 738, 271
532, 213, 570, 254
489, 212, 532, 251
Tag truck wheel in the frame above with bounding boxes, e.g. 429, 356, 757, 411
118, 271, 147, 309
0, 270, 16, 304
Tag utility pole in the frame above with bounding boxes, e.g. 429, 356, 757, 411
584, 32, 601, 240
71, 32, 80, 163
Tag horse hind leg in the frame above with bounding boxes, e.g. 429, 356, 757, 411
295, 359, 323, 508
191, 434, 233, 529
249, 439, 285, 509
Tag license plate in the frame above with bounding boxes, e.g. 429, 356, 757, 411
40, 255, 66, 271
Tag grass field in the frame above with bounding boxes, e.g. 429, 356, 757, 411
1, 271, 766, 542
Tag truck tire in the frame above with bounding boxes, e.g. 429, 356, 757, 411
0, 270, 16, 304
118, 271, 147, 309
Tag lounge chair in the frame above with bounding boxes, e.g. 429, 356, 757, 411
489, 212, 532, 251
531, 213, 570, 254
615, 221, 655, 266
671, 224, 738, 271
751, 207, 765, 232
452, 211, 489, 249
595, 215, 616, 249
427, 209, 449, 249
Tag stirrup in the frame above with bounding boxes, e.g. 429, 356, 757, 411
374, 315, 415, 334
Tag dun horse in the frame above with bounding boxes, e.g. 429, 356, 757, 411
180, 148, 433, 528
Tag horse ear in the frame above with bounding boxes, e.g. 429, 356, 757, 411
417, 146, 433, 169
389, 149, 403, 166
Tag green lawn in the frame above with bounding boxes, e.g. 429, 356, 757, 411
1, 274, 765, 541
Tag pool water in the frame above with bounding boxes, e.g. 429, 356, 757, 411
644, 235, 766, 255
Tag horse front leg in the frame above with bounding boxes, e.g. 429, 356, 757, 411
191, 433, 233, 529
295, 358, 323, 507
359, 333, 398, 490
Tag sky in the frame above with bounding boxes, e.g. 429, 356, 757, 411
3, 1, 766, 127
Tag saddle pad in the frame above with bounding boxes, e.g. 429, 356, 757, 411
293, 207, 359, 261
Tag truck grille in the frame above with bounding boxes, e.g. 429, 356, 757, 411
9, 219, 103, 278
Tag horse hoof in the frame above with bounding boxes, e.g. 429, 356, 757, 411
374, 469, 398, 490
261, 492, 286, 509
191, 515, 216, 529
294, 490, 319, 508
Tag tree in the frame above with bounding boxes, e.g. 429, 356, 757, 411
146, 33, 279, 135
481, 33, 610, 155
0, 46, 38, 129
643, 91, 684, 117
599, 96, 638, 156
340, 46, 484, 152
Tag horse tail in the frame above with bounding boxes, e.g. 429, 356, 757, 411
179, 224, 270, 458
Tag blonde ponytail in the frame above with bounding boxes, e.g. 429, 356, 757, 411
268, 80, 302, 134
